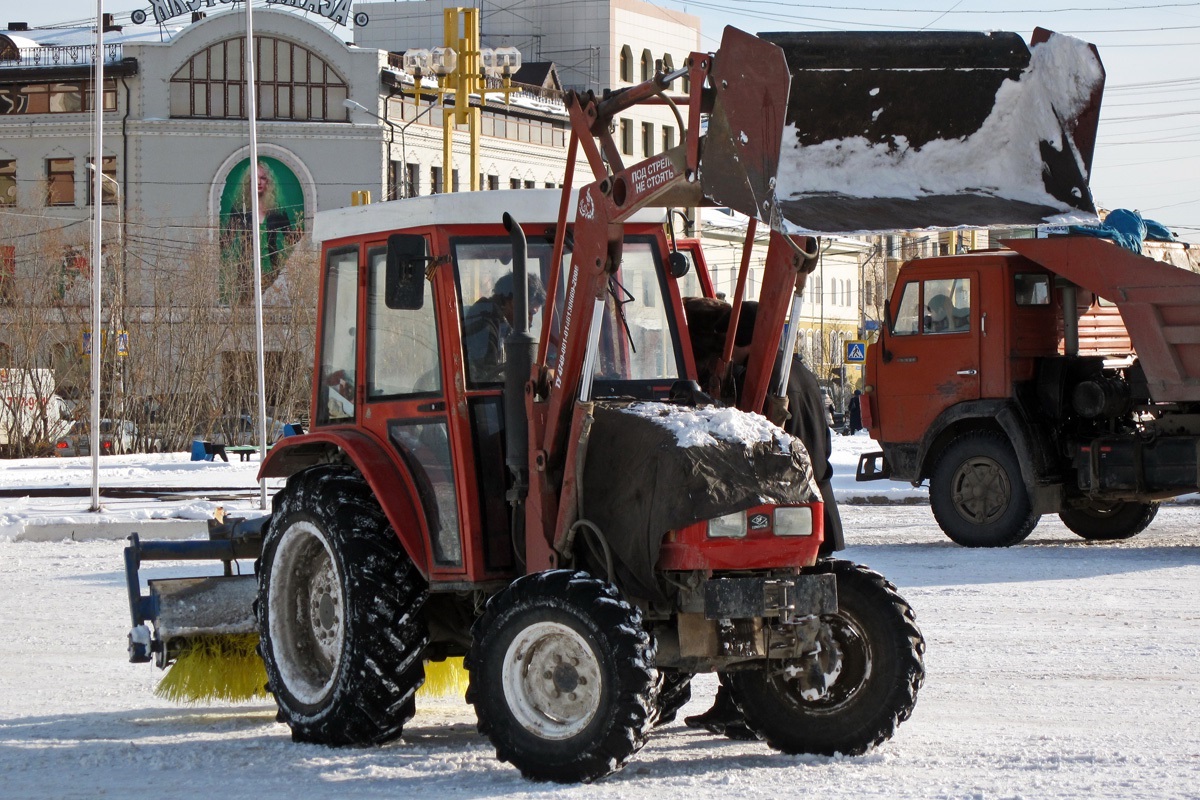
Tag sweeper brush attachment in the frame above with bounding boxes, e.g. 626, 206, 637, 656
418, 657, 471, 701
154, 634, 269, 704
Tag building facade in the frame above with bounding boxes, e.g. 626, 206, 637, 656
0, 6, 573, 434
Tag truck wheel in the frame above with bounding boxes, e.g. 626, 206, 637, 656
465, 570, 658, 783
1059, 500, 1159, 541
257, 465, 428, 746
930, 431, 1039, 547
727, 560, 924, 756
653, 671, 692, 726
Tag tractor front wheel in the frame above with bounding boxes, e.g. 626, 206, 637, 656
728, 560, 924, 756
1060, 499, 1158, 541
257, 465, 428, 746
466, 570, 658, 783
930, 431, 1039, 547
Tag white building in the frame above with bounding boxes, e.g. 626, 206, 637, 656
0, 5, 572, 399
356, 0, 701, 174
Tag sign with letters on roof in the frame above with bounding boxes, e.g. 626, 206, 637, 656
135, 0, 365, 28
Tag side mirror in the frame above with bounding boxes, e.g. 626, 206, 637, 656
668, 251, 690, 279
386, 234, 428, 310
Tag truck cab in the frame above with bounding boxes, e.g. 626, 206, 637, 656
861, 238, 1200, 548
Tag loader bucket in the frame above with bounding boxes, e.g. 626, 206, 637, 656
762, 28, 1105, 233
700, 26, 793, 224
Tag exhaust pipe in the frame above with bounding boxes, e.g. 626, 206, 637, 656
502, 213, 537, 539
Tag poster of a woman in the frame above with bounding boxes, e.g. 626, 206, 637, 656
219, 157, 304, 304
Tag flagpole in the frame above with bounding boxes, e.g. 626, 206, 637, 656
89, 0, 104, 512
244, 0, 269, 509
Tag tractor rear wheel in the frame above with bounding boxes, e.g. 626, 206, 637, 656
465, 570, 658, 783
257, 465, 428, 746
728, 560, 924, 756
930, 431, 1039, 547
1060, 499, 1158, 541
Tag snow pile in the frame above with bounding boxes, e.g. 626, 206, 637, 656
776, 32, 1103, 221
623, 402, 792, 450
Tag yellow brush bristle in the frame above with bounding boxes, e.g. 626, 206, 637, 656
154, 634, 270, 704
417, 656, 470, 700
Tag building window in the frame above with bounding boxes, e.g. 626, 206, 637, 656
0, 79, 116, 116
406, 163, 420, 196
170, 35, 348, 121
56, 246, 88, 301
619, 44, 633, 83
524, 179, 535, 189
620, 118, 633, 155
452, 169, 460, 193
488, 174, 499, 190
662, 53, 675, 75
510, 178, 521, 189
544, 181, 555, 189
0, 159, 14, 205
431, 166, 443, 194
46, 157, 74, 206
0, 244, 14, 305
640, 49, 653, 82
641, 121, 654, 156
662, 126, 675, 152
86, 156, 117, 205
388, 160, 402, 200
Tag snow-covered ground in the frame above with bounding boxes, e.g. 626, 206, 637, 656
1, 436, 1198, 798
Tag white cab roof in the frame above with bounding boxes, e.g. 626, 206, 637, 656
313, 189, 668, 244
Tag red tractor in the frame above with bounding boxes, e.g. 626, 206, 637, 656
124, 26, 1104, 782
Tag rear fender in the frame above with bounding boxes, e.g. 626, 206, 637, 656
260, 430, 432, 575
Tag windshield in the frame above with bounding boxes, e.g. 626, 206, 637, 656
452, 235, 681, 392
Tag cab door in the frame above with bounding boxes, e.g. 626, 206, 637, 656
877, 267, 981, 444
357, 240, 468, 580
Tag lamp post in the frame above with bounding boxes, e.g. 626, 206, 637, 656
344, 97, 440, 199
87, 163, 124, 423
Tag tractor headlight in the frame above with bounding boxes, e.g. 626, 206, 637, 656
707, 511, 747, 539
774, 507, 814, 537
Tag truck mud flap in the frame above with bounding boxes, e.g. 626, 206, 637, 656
763, 29, 1104, 233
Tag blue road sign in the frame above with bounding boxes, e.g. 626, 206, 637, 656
845, 340, 867, 363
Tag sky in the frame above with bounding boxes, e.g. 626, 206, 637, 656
15, 1, 1200, 243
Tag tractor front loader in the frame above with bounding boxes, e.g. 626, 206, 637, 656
122, 25, 1104, 782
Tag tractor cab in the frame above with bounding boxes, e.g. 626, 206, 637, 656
289, 190, 701, 586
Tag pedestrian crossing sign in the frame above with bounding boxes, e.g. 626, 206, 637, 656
845, 340, 867, 363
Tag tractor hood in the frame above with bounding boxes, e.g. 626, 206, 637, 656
580, 401, 819, 603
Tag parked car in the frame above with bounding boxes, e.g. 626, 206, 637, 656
55, 419, 139, 457
194, 414, 286, 447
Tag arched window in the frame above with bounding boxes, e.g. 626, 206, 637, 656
640, 49, 653, 82
619, 45, 633, 83
662, 53, 674, 74
170, 35, 348, 121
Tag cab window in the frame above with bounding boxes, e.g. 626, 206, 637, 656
317, 246, 358, 424
366, 245, 441, 398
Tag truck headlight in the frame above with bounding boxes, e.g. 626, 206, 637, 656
774, 507, 813, 537
707, 511, 747, 539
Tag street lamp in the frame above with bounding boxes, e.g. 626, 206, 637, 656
87, 164, 124, 388
344, 97, 441, 199
85, 161, 124, 510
